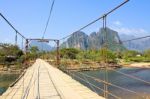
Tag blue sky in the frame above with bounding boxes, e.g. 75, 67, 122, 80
0, 0, 150, 44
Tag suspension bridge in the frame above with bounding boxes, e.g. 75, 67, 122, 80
0, 0, 150, 99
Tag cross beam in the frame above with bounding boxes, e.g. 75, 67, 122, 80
25, 38, 60, 66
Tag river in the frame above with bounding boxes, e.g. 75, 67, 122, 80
0, 73, 19, 95
71, 67, 150, 99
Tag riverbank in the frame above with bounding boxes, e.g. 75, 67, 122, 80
55, 59, 150, 72
0, 61, 34, 74
120, 62, 150, 68
50, 59, 121, 72
0, 68, 22, 74
0, 70, 22, 74
61, 63, 121, 72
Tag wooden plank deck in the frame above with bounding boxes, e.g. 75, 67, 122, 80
0, 59, 105, 99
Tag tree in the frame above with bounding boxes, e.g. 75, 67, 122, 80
144, 49, 150, 58
27, 46, 39, 60
60, 48, 80, 59
122, 50, 139, 59
99, 48, 116, 63
76, 50, 100, 61
29, 46, 39, 54
142, 49, 150, 62
0, 43, 24, 66
0, 44, 23, 56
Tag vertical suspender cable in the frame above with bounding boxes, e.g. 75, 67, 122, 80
22, 37, 24, 50
102, 15, 108, 99
15, 31, 18, 45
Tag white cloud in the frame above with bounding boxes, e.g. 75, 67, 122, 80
112, 27, 149, 37
3, 38, 12, 43
113, 27, 148, 35
111, 21, 149, 37
113, 21, 122, 26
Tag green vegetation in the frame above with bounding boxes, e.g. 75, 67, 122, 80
26, 46, 39, 60
0, 43, 24, 69
144, 49, 150, 58
1, 42, 149, 70
0, 44, 23, 63
0, 43, 41, 70
55, 48, 117, 63
55, 48, 150, 64
99, 48, 117, 63
60, 48, 80, 59
121, 50, 150, 62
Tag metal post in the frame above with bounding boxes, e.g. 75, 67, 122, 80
56, 40, 60, 66
103, 15, 108, 99
22, 37, 24, 50
42, 43, 44, 59
25, 39, 29, 54
15, 31, 18, 45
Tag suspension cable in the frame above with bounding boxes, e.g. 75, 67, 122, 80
122, 35, 150, 43
42, 0, 55, 39
59, 0, 129, 41
110, 69, 150, 85
106, 35, 150, 46
22, 68, 35, 99
81, 72, 97, 93
78, 72, 145, 99
5, 70, 30, 99
68, 71, 121, 99
0, 13, 26, 39
99, 35, 150, 54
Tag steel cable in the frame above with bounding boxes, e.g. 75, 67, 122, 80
78, 72, 146, 99
68, 71, 121, 99
42, 0, 55, 39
